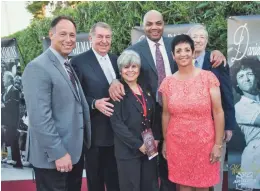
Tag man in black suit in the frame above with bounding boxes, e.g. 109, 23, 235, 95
188, 25, 237, 191
109, 10, 227, 191
1, 71, 22, 168
71, 22, 120, 191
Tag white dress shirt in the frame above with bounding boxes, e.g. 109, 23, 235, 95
92, 48, 116, 84
146, 37, 172, 76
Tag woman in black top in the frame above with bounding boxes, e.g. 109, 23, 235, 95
110, 50, 160, 191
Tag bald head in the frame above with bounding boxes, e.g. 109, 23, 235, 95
143, 10, 164, 25
143, 10, 164, 42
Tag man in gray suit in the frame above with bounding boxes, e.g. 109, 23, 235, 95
22, 16, 91, 191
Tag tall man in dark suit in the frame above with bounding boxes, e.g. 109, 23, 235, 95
71, 22, 120, 191
22, 16, 91, 191
109, 10, 227, 191
1, 71, 22, 168
188, 25, 237, 191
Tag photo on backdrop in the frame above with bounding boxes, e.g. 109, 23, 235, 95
1, 38, 29, 169
228, 15, 260, 190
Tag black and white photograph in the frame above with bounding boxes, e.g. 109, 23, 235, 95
1, 38, 31, 170
228, 15, 260, 190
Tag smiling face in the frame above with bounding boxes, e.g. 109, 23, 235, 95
190, 28, 208, 54
144, 11, 164, 42
173, 42, 194, 68
49, 19, 76, 57
236, 68, 258, 94
121, 63, 140, 84
90, 26, 112, 56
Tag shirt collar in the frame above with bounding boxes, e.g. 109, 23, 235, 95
240, 95, 260, 104
146, 37, 165, 48
92, 48, 109, 61
49, 47, 68, 65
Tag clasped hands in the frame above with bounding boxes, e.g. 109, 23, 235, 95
139, 140, 159, 155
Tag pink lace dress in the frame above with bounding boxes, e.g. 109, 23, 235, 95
159, 70, 220, 187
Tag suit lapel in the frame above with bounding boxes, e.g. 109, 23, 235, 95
202, 51, 212, 71
46, 49, 80, 102
123, 82, 143, 114
88, 49, 110, 86
140, 40, 158, 76
109, 54, 120, 79
163, 37, 175, 74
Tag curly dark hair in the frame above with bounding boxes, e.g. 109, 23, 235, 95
230, 57, 260, 95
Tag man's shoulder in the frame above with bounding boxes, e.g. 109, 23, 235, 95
27, 50, 50, 68
128, 39, 147, 51
71, 49, 93, 61
108, 52, 118, 59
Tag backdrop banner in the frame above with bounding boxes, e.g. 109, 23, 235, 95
131, 23, 199, 45
227, 15, 260, 190
42, 32, 91, 56
1, 38, 29, 172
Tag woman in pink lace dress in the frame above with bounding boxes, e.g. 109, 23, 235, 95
159, 34, 225, 191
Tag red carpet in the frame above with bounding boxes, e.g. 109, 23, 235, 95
1, 173, 227, 191
1, 178, 88, 191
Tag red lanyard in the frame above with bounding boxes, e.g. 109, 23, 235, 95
131, 85, 147, 117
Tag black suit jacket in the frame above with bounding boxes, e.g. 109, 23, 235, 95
71, 49, 120, 146
128, 37, 177, 99
2, 85, 20, 129
202, 51, 237, 130
110, 81, 160, 159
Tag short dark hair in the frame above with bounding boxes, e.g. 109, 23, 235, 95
50, 16, 77, 30
171, 34, 195, 55
231, 57, 260, 95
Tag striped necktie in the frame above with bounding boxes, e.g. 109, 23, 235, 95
64, 61, 79, 96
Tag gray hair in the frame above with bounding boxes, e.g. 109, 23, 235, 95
117, 50, 141, 71
4, 71, 14, 84
89, 22, 112, 36
143, 10, 164, 25
187, 25, 208, 40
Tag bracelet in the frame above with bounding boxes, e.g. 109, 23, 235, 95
91, 99, 96, 109
214, 144, 223, 149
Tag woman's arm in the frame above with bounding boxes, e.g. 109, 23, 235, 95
162, 95, 170, 140
210, 86, 225, 163
161, 94, 170, 159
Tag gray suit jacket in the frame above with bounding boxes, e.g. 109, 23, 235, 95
22, 48, 91, 169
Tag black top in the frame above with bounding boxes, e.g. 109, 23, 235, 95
110, 81, 160, 159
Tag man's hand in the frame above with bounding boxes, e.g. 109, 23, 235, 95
224, 130, 233, 142
95, 97, 114, 117
139, 144, 147, 155
210, 50, 227, 68
55, 153, 72, 172
1, 103, 5, 108
109, 79, 125, 101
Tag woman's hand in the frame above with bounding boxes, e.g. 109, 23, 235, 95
139, 144, 147, 155
162, 141, 167, 160
210, 145, 222, 164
